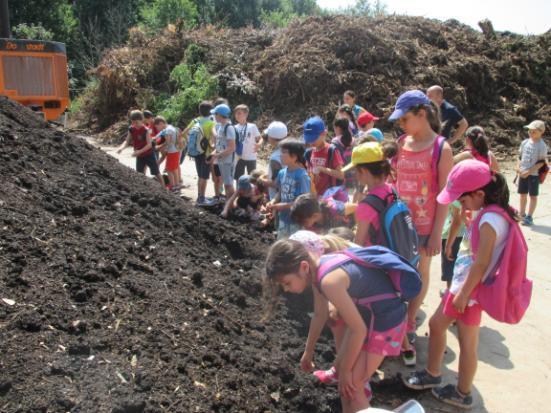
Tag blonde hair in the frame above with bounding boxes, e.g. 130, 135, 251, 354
320, 235, 352, 254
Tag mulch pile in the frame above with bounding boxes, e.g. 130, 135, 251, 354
0, 99, 418, 412
79, 15, 550, 154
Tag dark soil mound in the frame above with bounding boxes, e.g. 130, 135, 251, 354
80, 15, 550, 154
0, 99, 341, 412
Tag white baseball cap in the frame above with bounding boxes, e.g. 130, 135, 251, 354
524, 120, 545, 133
264, 121, 288, 140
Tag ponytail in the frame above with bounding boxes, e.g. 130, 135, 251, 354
411, 102, 441, 134
338, 104, 359, 133
466, 126, 489, 158
334, 118, 352, 147
481, 172, 519, 221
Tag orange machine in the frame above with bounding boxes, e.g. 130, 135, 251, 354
0, 38, 70, 120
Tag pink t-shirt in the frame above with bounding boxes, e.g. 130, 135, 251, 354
355, 183, 394, 246
395, 140, 437, 236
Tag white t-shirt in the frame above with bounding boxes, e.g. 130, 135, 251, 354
450, 212, 510, 302
235, 123, 261, 161
519, 138, 548, 176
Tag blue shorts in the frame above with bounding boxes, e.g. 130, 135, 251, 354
518, 175, 539, 196
136, 152, 160, 176
193, 154, 210, 180
218, 162, 234, 186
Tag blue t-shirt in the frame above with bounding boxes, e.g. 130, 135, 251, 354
319, 255, 407, 332
440, 100, 464, 139
276, 167, 311, 227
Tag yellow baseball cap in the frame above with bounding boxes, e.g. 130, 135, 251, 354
342, 142, 384, 172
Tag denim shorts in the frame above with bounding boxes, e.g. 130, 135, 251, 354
217, 162, 234, 186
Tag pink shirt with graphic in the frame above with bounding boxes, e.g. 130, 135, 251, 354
395, 141, 437, 236
355, 183, 394, 246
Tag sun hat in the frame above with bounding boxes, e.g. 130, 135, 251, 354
342, 142, 384, 172
237, 175, 253, 192
357, 111, 380, 127
303, 116, 326, 144
388, 90, 431, 121
210, 104, 231, 118
289, 230, 325, 259
524, 120, 545, 133
437, 159, 492, 205
264, 121, 288, 140
365, 128, 384, 142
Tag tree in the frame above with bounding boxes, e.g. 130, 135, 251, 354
141, 0, 198, 30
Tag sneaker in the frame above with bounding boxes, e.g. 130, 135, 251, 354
196, 196, 206, 206
522, 215, 533, 226
432, 384, 473, 410
313, 367, 338, 385
401, 349, 416, 367
403, 370, 442, 390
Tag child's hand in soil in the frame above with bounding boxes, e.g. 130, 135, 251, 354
220, 210, 229, 219
300, 350, 315, 372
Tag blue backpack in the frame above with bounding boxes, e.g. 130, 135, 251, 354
362, 188, 420, 267
187, 118, 208, 157
317, 246, 422, 333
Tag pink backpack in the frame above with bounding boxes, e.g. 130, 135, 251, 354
471, 205, 532, 324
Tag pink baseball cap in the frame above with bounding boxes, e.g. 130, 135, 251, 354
437, 160, 492, 205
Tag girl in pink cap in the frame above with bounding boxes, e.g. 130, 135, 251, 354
389, 90, 454, 349
403, 159, 520, 410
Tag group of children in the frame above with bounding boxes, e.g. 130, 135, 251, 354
261, 89, 544, 412
119, 89, 546, 412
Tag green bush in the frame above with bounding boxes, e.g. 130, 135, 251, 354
159, 63, 218, 125
140, 0, 198, 31
12, 23, 54, 41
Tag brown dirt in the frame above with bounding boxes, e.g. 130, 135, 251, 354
0, 99, 420, 412
78, 15, 550, 154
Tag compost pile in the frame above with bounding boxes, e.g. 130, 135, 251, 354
0, 99, 422, 412
80, 15, 550, 153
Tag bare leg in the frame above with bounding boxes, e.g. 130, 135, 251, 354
155, 173, 164, 187
519, 194, 527, 216
198, 178, 207, 198
456, 321, 479, 395
528, 195, 538, 217
427, 303, 455, 376
343, 351, 385, 413
330, 322, 346, 353
224, 185, 235, 199
407, 254, 432, 329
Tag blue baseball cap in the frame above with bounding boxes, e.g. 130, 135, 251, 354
366, 128, 384, 142
388, 90, 431, 121
237, 175, 253, 192
303, 116, 326, 144
211, 104, 231, 118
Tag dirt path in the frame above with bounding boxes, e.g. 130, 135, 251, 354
96, 140, 550, 413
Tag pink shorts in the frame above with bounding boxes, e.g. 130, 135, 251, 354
442, 291, 482, 326
362, 319, 407, 356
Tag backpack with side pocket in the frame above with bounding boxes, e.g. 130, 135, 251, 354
361, 188, 420, 267
316, 246, 422, 334
470, 205, 532, 324
187, 118, 209, 157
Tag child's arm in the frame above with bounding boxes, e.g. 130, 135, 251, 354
318, 165, 345, 180
453, 223, 497, 313
221, 192, 239, 218
301, 286, 329, 372
427, 143, 454, 256
453, 151, 471, 164
445, 206, 462, 260
344, 202, 357, 216
489, 152, 500, 172
321, 269, 367, 399
116, 132, 131, 153
354, 220, 370, 246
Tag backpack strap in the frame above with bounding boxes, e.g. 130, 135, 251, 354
305, 147, 313, 166
470, 205, 514, 255
316, 254, 351, 285
431, 135, 445, 192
